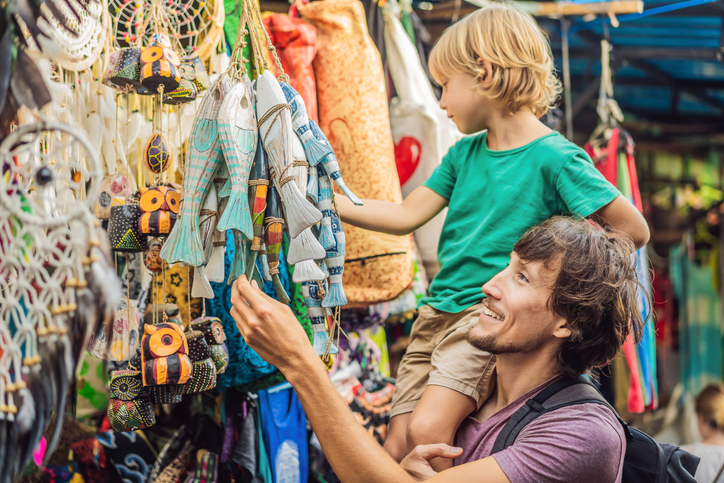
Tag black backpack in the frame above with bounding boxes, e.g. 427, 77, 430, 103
492, 376, 700, 483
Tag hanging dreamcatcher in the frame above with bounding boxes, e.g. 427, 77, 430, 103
109, 0, 224, 60
0, 121, 119, 480
40, 0, 109, 71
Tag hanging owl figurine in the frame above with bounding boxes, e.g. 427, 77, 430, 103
139, 186, 180, 236
189, 317, 229, 374
107, 370, 156, 432
140, 42, 181, 93
141, 322, 193, 386
143, 133, 172, 174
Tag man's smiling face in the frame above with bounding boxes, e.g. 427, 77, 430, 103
467, 252, 568, 355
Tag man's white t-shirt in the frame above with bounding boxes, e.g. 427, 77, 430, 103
682, 443, 724, 482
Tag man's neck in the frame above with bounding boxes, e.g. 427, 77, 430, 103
485, 108, 552, 152
476, 350, 561, 423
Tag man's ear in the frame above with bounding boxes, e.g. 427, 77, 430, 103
552, 315, 571, 340
478, 58, 494, 89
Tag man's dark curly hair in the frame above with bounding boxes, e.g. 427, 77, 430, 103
513, 216, 648, 376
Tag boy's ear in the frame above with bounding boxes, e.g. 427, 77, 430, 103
478, 59, 494, 88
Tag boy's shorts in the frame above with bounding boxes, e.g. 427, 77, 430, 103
390, 303, 496, 418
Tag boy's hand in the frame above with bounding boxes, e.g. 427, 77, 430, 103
401, 444, 463, 481
230, 276, 314, 371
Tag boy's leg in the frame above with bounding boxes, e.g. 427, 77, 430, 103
384, 306, 442, 462
406, 386, 476, 471
406, 303, 497, 470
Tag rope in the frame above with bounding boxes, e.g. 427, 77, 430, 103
248, 179, 269, 186
257, 102, 290, 128
293, 160, 308, 168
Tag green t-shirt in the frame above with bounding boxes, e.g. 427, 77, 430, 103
421, 131, 621, 313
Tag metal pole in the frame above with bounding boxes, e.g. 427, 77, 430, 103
561, 18, 574, 140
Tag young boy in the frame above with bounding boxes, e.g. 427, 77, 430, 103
336, 3, 649, 470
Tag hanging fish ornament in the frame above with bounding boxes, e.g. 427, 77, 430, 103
279, 81, 332, 168
245, 140, 270, 280
307, 164, 319, 204
216, 77, 257, 238
287, 135, 326, 267
302, 280, 338, 356
264, 185, 290, 304
207, 181, 227, 284
316, 165, 336, 250
256, 71, 322, 238
322, 210, 347, 308
161, 76, 233, 266
308, 120, 363, 206
192, 184, 220, 299
227, 230, 246, 285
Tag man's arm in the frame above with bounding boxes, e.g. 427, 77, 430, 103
230, 277, 511, 483
591, 195, 650, 249
336, 185, 448, 236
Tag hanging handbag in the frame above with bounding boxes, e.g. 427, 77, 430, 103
138, 185, 180, 235
182, 330, 217, 394
107, 370, 156, 432
108, 202, 148, 252
104, 47, 143, 90
95, 173, 133, 220
87, 298, 140, 361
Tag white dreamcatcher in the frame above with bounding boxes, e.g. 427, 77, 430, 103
109, 0, 224, 60
0, 121, 119, 480
40, 0, 109, 71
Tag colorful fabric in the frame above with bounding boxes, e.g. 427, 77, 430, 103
96, 431, 156, 483
258, 387, 308, 483
424, 132, 620, 313
262, 13, 319, 123
148, 263, 203, 327
76, 353, 110, 418
301, 0, 414, 306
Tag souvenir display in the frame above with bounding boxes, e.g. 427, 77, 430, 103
105, 47, 143, 89
149, 384, 185, 404
256, 71, 321, 239
246, 139, 270, 279
139, 185, 180, 235
141, 322, 193, 386
144, 237, 166, 273
143, 133, 172, 174
322, 208, 348, 308
302, 280, 338, 356
161, 76, 233, 266
190, 316, 229, 374
264, 186, 291, 304
183, 52, 212, 91
108, 202, 148, 252
87, 299, 140, 361
95, 173, 133, 219
163, 78, 198, 105
183, 331, 218, 394
315, 166, 337, 250
216, 76, 258, 237
109, 370, 144, 401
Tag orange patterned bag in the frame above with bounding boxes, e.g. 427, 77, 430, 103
301, 0, 414, 306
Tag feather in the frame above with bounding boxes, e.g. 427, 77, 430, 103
10, 49, 51, 111
0, 30, 12, 114
291, 259, 326, 283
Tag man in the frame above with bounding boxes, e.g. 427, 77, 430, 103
230, 217, 646, 482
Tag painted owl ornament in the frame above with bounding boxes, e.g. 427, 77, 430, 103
141, 322, 193, 387
140, 41, 181, 93
182, 330, 217, 394
190, 317, 228, 374
138, 185, 180, 236
107, 370, 156, 432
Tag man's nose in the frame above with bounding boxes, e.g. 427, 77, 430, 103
482, 272, 503, 300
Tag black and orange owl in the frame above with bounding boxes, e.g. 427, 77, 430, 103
141, 322, 193, 387
140, 43, 181, 93
138, 186, 180, 237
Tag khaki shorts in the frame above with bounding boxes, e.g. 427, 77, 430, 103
390, 303, 496, 418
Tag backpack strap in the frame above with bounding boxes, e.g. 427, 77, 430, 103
492, 375, 631, 454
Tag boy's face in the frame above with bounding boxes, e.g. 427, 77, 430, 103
439, 72, 491, 135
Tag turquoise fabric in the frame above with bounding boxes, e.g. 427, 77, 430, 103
422, 131, 621, 313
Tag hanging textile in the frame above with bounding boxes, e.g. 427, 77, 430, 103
671, 242, 723, 396
587, 128, 658, 412
301, 0, 414, 306
383, 9, 461, 278
262, 13, 320, 122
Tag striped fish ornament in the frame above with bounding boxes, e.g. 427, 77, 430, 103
308, 120, 363, 206
315, 164, 336, 250
217, 76, 257, 239
322, 209, 347, 308
264, 185, 290, 304
245, 140, 270, 280
301, 280, 338, 356
279, 81, 332, 167
161, 76, 233, 266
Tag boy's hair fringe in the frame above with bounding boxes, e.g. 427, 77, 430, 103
429, 2, 562, 117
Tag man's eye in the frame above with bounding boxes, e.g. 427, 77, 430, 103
516, 272, 528, 283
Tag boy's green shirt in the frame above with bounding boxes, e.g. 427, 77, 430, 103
422, 131, 621, 313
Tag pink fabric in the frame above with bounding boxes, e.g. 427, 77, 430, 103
454, 377, 626, 482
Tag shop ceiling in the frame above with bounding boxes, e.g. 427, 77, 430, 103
415, 0, 724, 150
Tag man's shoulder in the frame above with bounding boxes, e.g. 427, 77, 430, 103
522, 401, 625, 446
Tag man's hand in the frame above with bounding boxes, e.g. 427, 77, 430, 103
230, 276, 314, 371
401, 444, 463, 482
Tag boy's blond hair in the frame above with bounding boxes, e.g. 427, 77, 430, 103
429, 2, 561, 116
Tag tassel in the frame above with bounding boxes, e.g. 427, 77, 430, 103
292, 259, 326, 283
160, 215, 206, 266
287, 228, 326, 265
322, 280, 347, 308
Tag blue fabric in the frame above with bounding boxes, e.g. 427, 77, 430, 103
258, 387, 308, 483
208, 231, 292, 389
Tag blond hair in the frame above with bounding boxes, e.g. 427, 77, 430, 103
429, 2, 561, 116
696, 384, 724, 431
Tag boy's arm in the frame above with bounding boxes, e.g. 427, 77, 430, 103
591, 195, 650, 249
336, 185, 448, 237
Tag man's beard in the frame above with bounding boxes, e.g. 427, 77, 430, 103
466, 329, 543, 355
